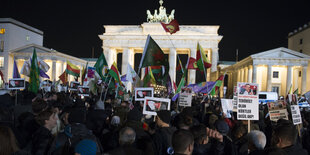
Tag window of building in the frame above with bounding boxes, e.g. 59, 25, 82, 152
299, 71, 301, 77
300, 49, 303, 53
300, 39, 303, 44
26, 36, 30, 41
0, 40, 3, 52
273, 71, 279, 78
0, 57, 4, 68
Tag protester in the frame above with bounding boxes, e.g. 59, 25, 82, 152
172, 129, 194, 155
248, 130, 266, 155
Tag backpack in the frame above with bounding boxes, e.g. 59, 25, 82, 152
61, 125, 103, 154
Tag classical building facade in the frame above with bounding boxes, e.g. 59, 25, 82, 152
288, 22, 310, 55
0, 18, 94, 85
99, 1, 222, 85
221, 47, 310, 97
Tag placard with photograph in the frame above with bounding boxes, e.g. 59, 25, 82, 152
135, 87, 154, 101
143, 97, 171, 115
69, 81, 80, 91
8, 78, 25, 90
78, 86, 90, 96
267, 101, 289, 122
237, 82, 259, 120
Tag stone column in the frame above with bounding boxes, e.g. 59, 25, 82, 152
286, 66, 293, 93
122, 48, 130, 75
122, 48, 134, 91
103, 47, 116, 67
248, 66, 252, 83
60, 61, 64, 73
211, 48, 219, 72
252, 65, 257, 83
169, 48, 177, 82
189, 48, 196, 84
267, 65, 272, 92
52, 60, 56, 82
302, 66, 307, 94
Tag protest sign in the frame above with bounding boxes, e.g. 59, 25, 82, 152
69, 81, 80, 91
135, 87, 154, 101
267, 100, 288, 122
143, 97, 170, 115
221, 99, 233, 118
8, 78, 25, 90
291, 105, 302, 125
237, 82, 259, 120
179, 87, 192, 107
78, 86, 90, 97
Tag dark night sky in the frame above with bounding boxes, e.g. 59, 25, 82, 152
1, 0, 310, 61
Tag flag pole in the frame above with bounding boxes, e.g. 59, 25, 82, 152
103, 77, 112, 103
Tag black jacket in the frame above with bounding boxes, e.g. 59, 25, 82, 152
31, 126, 53, 155
152, 126, 176, 155
49, 123, 103, 155
282, 144, 308, 155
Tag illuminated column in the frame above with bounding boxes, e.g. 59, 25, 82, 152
211, 48, 218, 72
286, 66, 293, 93
169, 48, 177, 82
266, 65, 272, 91
252, 65, 257, 83
189, 48, 196, 84
122, 48, 134, 91
52, 60, 56, 82
302, 66, 307, 94
60, 61, 64, 73
248, 66, 252, 83
103, 47, 116, 67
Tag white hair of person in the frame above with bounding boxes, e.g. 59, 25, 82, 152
248, 130, 266, 150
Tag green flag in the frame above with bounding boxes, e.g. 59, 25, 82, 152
139, 35, 169, 70
210, 75, 225, 96
94, 53, 108, 79
29, 49, 40, 94
143, 67, 156, 87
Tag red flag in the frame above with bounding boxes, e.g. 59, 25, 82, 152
0, 70, 4, 83
173, 81, 177, 91
59, 71, 68, 85
160, 19, 180, 34
187, 57, 197, 69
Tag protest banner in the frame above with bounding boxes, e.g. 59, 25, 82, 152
69, 81, 80, 91
8, 78, 25, 90
179, 87, 192, 107
135, 87, 154, 101
267, 100, 289, 122
78, 86, 90, 97
291, 105, 302, 125
221, 99, 233, 118
143, 97, 170, 115
237, 82, 259, 120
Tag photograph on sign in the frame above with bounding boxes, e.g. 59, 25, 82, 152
8, 78, 25, 90
237, 82, 259, 120
69, 81, 80, 91
78, 86, 90, 96
143, 97, 170, 115
267, 101, 288, 122
238, 83, 258, 96
181, 87, 192, 93
135, 87, 154, 101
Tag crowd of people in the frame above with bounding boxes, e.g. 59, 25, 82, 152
0, 84, 310, 155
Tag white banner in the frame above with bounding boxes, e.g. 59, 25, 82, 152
267, 101, 288, 122
291, 105, 302, 125
179, 93, 192, 107
237, 82, 259, 120
221, 99, 233, 118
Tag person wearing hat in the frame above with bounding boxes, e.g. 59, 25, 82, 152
152, 110, 176, 155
